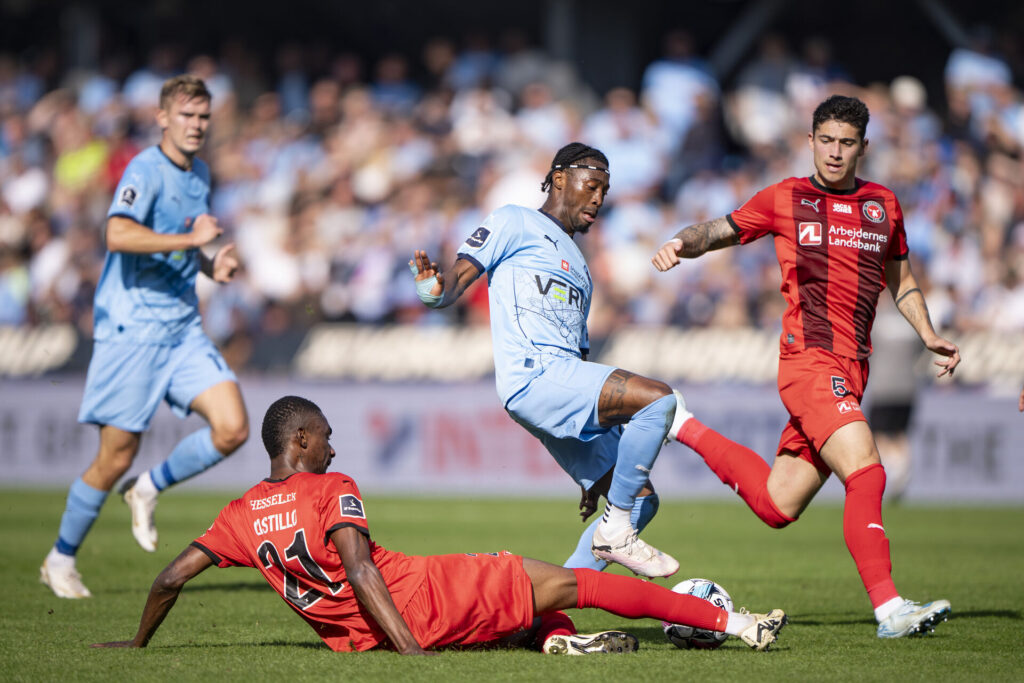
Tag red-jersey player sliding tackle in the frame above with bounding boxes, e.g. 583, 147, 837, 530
93, 396, 787, 655
652, 95, 960, 639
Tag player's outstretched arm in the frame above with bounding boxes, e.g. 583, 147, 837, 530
885, 258, 961, 377
408, 250, 482, 309
106, 214, 223, 254
652, 216, 740, 271
331, 527, 437, 656
92, 545, 213, 648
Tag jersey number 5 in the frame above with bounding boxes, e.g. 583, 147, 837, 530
257, 529, 345, 611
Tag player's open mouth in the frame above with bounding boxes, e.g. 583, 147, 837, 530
581, 212, 596, 224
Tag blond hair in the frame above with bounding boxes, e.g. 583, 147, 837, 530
159, 74, 212, 110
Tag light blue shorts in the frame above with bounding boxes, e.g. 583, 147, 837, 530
78, 333, 237, 432
505, 355, 620, 490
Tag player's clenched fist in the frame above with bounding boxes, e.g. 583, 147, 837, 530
652, 239, 683, 272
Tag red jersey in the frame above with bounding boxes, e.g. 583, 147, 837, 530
193, 472, 427, 652
728, 176, 908, 359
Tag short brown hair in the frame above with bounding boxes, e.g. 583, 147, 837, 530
159, 74, 212, 110
812, 95, 869, 139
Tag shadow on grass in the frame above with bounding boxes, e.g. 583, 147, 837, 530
158, 640, 327, 650
788, 609, 1020, 627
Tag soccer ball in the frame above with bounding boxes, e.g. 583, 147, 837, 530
662, 578, 733, 649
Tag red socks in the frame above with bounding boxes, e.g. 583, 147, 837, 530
573, 568, 728, 632
678, 418, 795, 529
843, 463, 899, 607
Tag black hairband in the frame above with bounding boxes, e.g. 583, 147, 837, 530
553, 163, 609, 174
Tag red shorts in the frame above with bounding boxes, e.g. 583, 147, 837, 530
400, 551, 534, 649
776, 348, 869, 475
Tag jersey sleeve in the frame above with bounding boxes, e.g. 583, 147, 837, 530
193, 503, 253, 568
887, 195, 909, 260
108, 155, 159, 224
456, 205, 523, 275
727, 185, 778, 244
320, 473, 371, 547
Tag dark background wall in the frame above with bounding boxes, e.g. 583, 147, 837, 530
3, 0, 1020, 103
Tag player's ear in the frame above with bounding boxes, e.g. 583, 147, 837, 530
297, 427, 308, 449
859, 137, 869, 157
156, 106, 169, 130
552, 168, 565, 191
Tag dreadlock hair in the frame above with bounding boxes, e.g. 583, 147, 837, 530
812, 95, 870, 139
262, 395, 323, 459
541, 142, 609, 193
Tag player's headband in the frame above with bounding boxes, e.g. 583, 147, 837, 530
553, 163, 609, 174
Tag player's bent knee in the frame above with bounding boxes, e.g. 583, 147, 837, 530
214, 422, 249, 454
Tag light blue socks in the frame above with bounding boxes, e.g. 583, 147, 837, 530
149, 427, 224, 491
54, 478, 108, 556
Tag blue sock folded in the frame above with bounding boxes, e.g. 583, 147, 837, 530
55, 478, 109, 556
150, 427, 224, 491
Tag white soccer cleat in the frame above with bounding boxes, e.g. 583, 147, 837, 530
592, 526, 679, 578
737, 608, 788, 651
542, 630, 639, 655
120, 476, 158, 553
876, 599, 951, 638
40, 558, 92, 599
665, 389, 694, 444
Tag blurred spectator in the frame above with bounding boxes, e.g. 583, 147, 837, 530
2, 26, 1023, 375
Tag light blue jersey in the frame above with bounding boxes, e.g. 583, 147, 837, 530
457, 205, 594, 403
94, 146, 210, 343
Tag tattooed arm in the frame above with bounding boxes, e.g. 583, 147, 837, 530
884, 257, 961, 378
651, 216, 740, 271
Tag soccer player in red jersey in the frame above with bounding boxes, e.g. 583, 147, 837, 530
92, 396, 787, 654
652, 95, 960, 639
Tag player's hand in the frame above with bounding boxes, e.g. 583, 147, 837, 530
578, 485, 598, 522
409, 249, 444, 297
1018, 386, 1023, 412
925, 336, 960, 378
90, 641, 139, 648
652, 238, 683, 272
397, 644, 439, 656
187, 214, 223, 248
212, 243, 239, 283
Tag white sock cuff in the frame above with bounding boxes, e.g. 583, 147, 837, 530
667, 389, 693, 442
724, 611, 755, 636
874, 596, 905, 622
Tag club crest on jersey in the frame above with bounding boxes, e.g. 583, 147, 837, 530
118, 185, 138, 207
798, 222, 822, 246
862, 200, 886, 224
800, 197, 822, 212
464, 227, 491, 248
339, 494, 365, 519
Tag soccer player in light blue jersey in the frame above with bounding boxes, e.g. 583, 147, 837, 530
410, 143, 688, 578
41, 76, 249, 599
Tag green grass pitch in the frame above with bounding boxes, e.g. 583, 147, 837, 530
3, 489, 1022, 681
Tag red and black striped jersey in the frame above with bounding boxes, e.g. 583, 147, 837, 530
728, 176, 908, 360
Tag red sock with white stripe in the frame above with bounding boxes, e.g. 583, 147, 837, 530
843, 463, 900, 613
573, 568, 728, 632
677, 418, 795, 529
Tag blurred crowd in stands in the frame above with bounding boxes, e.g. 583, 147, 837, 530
2, 27, 1023, 370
